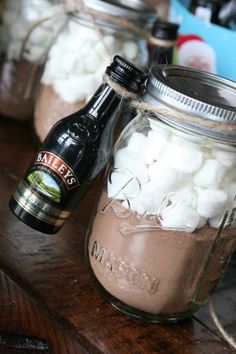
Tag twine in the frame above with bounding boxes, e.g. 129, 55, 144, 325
208, 299, 236, 350
103, 74, 139, 101
131, 100, 236, 136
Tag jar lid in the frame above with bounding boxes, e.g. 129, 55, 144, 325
82, 0, 156, 28
143, 65, 236, 143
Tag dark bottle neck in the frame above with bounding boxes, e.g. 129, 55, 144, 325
149, 46, 174, 67
81, 82, 122, 123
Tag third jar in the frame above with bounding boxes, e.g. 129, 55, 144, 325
34, 0, 155, 142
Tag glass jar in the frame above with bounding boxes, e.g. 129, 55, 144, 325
0, 0, 65, 121
34, 0, 156, 142
85, 65, 236, 322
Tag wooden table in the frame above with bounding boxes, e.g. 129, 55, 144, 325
0, 118, 235, 354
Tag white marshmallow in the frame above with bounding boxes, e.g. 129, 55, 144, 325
59, 53, 77, 74
122, 41, 139, 60
148, 160, 181, 193
10, 21, 26, 41
160, 203, 201, 233
3, 11, 18, 27
22, 6, 41, 22
197, 189, 228, 218
194, 159, 226, 188
148, 117, 171, 137
122, 198, 146, 215
169, 185, 197, 208
197, 216, 208, 229
28, 26, 50, 45
126, 181, 165, 215
103, 35, 120, 52
144, 129, 168, 163
126, 132, 148, 163
24, 45, 46, 62
214, 149, 236, 169
114, 148, 149, 185
53, 74, 98, 103
107, 170, 142, 201
163, 142, 204, 173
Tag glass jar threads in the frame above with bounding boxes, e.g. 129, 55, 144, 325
34, 0, 156, 142
86, 65, 236, 322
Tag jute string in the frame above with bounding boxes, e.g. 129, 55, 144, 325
103, 74, 139, 101
131, 100, 236, 136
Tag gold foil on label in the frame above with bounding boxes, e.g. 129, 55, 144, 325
14, 182, 70, 226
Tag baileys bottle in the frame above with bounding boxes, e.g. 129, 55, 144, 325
9, 56, 146, 234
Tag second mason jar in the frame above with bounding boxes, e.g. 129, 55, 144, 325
86, 65, 236, 322
34, 0, 156, 142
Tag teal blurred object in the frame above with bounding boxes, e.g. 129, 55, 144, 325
169, 0, 236, 81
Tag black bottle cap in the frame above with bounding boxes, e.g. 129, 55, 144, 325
105, 55, 147, 94
151, 20, 179, 40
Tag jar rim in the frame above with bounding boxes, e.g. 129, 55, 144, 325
79, 0, 156, 29
143, 65, 236, 144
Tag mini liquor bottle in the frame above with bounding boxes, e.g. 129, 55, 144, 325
9, 56, 146, 234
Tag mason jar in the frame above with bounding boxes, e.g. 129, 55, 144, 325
34, 0, 156, 142
0, 0, 65, 121
85, 65, 236, 322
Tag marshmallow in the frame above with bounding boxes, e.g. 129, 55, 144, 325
148, 160, 181, 193
107, 169, 142, 200
144, 129, 168, 163
197, 189, 228, 218
125, 181, 165, 215
194, 159, 226, 188
169, 185, 197, 208
148, 117, 171, 137
10, 22, 26, 41
163, 142, 204, 173
114, 148, 149, 185
126, 132, 148, 163
24, 45, 46, 62
54, 74, 98, 103
122, 41, 139, 60
28, 26, 50, 45
214, 149, 236, 169
160, 203, 201, 233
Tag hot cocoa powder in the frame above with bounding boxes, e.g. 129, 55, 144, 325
0, 57, 42, 120
88, 192, 236, 315
34, 84, 85, 142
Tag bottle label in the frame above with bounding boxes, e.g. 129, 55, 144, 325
13, 181, 70, 226
35, 151, 79, 191
13, 151, 79, 226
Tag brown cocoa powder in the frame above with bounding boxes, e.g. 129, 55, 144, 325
88, 191, 236, 315
0, 57, 41, 121
34, 84, 85, 142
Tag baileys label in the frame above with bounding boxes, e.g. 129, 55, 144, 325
35, 151, 79, 190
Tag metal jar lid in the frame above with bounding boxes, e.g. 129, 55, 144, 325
143, 65, 236, 144
81, 0, 156, 29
